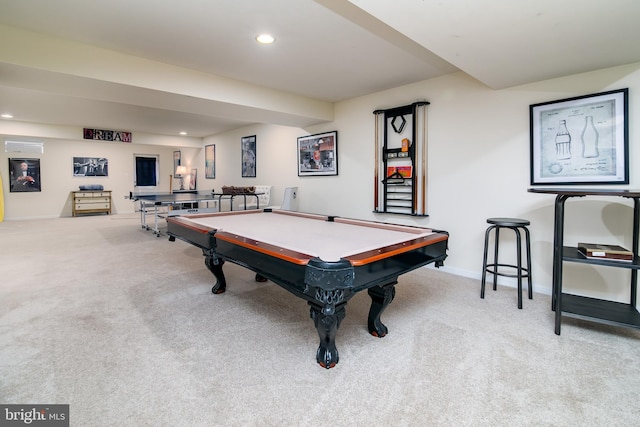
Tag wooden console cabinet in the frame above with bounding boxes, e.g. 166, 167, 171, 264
72, 190, 112, 216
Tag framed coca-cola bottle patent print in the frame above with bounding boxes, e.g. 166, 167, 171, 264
529, 88, 628, 185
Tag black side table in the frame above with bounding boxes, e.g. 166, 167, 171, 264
529, 188, 640, 334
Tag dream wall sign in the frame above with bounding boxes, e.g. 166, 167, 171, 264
83, 128, 132, 142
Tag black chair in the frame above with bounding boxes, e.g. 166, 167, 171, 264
481, 217, 532, 309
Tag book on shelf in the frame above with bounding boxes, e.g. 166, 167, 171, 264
577, 242, 634, 261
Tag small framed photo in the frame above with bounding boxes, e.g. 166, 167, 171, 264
297, 131, 338, 176
530, 88, 628, 185
241, 135, 256, 178
9, 158, 41, 192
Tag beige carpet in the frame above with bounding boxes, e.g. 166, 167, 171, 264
1, 214, 639, 426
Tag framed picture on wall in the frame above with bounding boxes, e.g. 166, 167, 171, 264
241, 135, 256, 178
530, 88, 628, 185
173, 150, 182, 176
190, 169, 197, 190
9, 158, 41, 192
297, 131, 338, 176
205, 144, 215, 179
73, 157, 108, 176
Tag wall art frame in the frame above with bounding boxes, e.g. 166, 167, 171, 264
173, 150, 182, 176
241, 135, 256, 178
73, 157, 108, 176
205, 144, 215, 179
9, 158, 41, 192
297, 131, 338, 176
189, 169, 197, 190
529, 88, 628, 185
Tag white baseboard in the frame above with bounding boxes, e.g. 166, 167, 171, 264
426, 264, 552, 296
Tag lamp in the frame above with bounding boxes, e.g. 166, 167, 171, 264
175, 165, 188, 190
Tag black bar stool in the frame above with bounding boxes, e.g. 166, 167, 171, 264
481, 217, 532, 309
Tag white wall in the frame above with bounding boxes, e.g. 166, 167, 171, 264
3, 63, 640, 302
205, 64, 640, 301
0, 123, 203, 218
332, 65, 640, 302
197, 124, 306, 208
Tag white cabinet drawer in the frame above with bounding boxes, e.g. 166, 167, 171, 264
75, 197, 110, 205
75, 203, 111, 211
75, 191, 110, 198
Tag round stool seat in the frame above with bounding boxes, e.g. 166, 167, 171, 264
487, 217, 530, 227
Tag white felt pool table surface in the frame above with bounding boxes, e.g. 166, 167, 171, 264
171, 210, 443, 263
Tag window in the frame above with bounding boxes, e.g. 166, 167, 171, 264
134, 155, 159, 189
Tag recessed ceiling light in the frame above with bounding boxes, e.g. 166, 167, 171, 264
256, 34, 275, 44
1, 113, 13, 119
179, 131, 187, 136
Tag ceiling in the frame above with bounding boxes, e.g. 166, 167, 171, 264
1, 0, 640, 138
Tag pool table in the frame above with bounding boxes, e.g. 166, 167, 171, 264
166, 209, 448, 368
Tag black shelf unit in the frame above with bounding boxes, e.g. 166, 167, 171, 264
374, 101, 429, 216
529, 188, 640, 334
563, 246, 640, 327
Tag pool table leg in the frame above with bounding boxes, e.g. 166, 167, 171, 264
367, 282, 397, 337
203, 250, 227, 294
309, 303, 346, 369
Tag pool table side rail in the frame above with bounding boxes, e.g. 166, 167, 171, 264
215, 232, 315, 265
216, 229, 448, 267
166, 216, 216, 250
344, 232, 448, 266
333, 217, 433, 234
182, 208, 329, 221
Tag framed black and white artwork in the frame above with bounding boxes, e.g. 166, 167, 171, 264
73, 157, 108, 177
241, 135, 256, 178
530, 88, 628, 185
